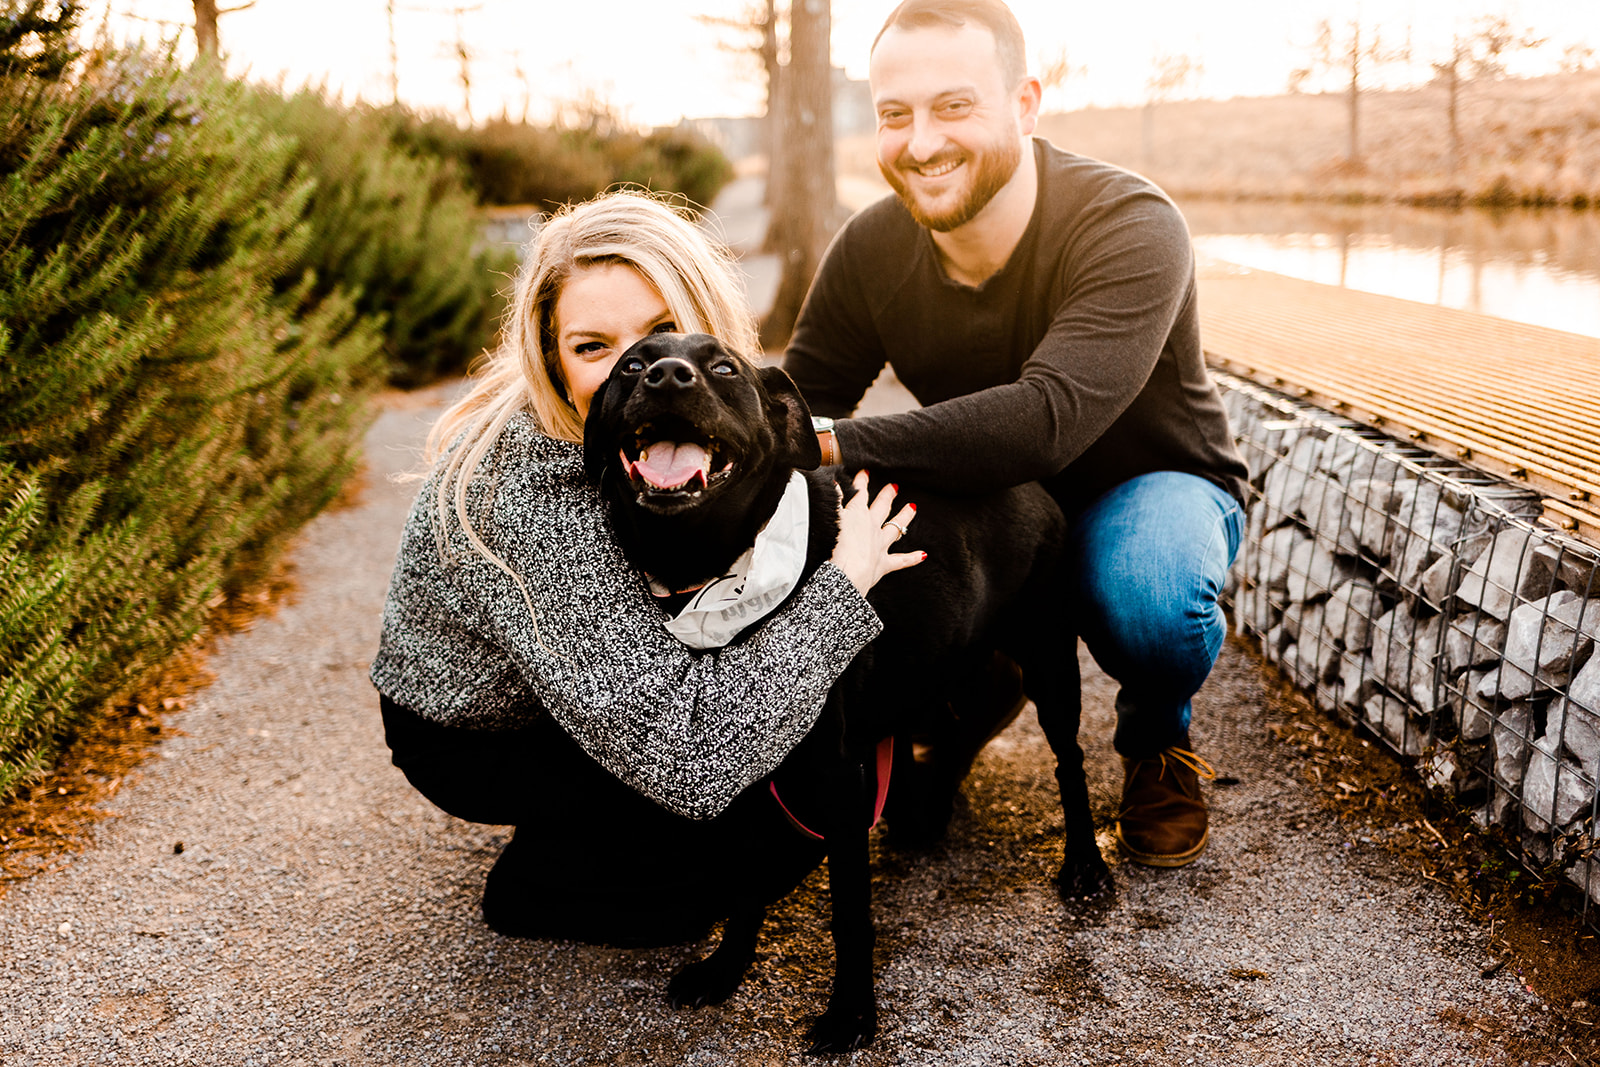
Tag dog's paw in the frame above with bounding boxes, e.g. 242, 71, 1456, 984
804, 997, 877, 1055
667, 954, 749, 1009
1055, 854, 1115, 902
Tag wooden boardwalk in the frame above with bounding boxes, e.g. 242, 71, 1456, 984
1197, 261, 1600, 543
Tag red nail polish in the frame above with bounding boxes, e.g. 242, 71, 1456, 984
908, 503, 917, 512
919, 551, 929, 560
890, 483, 899, 493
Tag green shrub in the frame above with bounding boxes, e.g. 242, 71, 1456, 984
241, 88, 515, 386
384, 109, 734, 212
0, 14, 383, 796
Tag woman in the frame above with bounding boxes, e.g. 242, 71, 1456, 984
370, 190, 920, 944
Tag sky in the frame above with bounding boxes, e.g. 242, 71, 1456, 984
98, 0, 1600, 129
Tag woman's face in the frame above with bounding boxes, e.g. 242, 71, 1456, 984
553, 261, 677, 420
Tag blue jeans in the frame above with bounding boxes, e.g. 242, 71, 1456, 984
1066, 472, 1243, 759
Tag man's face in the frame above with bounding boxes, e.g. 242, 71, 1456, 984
869, 22, 1034, 233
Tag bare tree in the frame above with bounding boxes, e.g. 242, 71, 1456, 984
1558, 42, 1595, 74
191, 0, 254, 56
1290, 19, 1409, 169
1037, 47, 1087, 113
1431, 16, 1546, 174
448, 3, 484, 125
759, 0, 836, 349
1141, 53, 1201, 168
386, 0, 400, 105
696, 0, 784, 202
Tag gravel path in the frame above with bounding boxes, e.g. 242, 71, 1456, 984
1, 177, 1579, 1065
0, 384, 1571, 1067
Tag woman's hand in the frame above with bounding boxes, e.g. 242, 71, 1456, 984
830, 470, 925, 596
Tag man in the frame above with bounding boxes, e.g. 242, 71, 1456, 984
783, 0, 1249, 885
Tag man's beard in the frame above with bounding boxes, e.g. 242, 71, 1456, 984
879, 136, 1021, 232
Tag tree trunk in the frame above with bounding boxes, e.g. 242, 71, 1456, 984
1446, 65, 1461, 176
759, 0, 837, 350
193, 0, 219, 55
1345, 25, 1360, 167
760, 0, 782, 208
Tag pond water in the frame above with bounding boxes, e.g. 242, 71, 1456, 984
1178, 199, 1600, 340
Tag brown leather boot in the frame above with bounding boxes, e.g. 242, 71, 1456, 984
1116, 746, 1216, 867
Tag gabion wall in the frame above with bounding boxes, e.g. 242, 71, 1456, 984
1217, 372, 1600, 918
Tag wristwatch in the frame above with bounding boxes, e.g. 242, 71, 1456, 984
812, 416, 841, 466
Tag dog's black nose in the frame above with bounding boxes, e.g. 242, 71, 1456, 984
643, 357, 699, 391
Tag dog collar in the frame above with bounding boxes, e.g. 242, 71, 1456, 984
658, 471, 810, 650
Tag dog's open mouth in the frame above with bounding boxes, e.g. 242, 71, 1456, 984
620, 418, 735, 497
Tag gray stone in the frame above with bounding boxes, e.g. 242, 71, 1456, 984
1286, 537, 1348, 603
1263, 624, 1288, 665
1301, 472, 1362, 556
1567, 855, 1600, 906
1475, 662, 1535, 703
1504, 591, 1600, 680
1363, 693, 1424, 756
1370, 607, 1418, 693
1573, 651, 1600, 714
1244, 581, 1282, 638
1313, 631, 1343, 686
1246, 496, 1267, 547
1408, 614, 1443, 698
1474, 788, 1519, 830
1544, 702, 1600, 781
1339, 651, 1377, 709
1455, 528, 1562, 621
1553, 552, 1600, 598
1282, 642, 1304, 685
1491, 705, 1535, 788
1313, 433, 1363, 476
1283, 600, 1319, 643
1348, 480, 1401, 559
1322, 579, 1377, 652
1260, 435, 1322, 529
1443, 614, 1506, 674
1521, 749, 1594, 832
1423, 750, 1457, 792
1456, 690, 1495, 742
1258, 526, 1310, 595
1390, 483, 1465, 593
1418, 553, 1458, 606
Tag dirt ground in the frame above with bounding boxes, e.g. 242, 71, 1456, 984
5, 176, 1600, 1061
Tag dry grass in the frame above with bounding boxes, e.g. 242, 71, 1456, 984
840, 71, 1600, 209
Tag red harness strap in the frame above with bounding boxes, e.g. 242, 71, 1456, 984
768, 737, 895, 842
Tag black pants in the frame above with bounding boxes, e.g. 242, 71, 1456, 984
380, 695, 821, 946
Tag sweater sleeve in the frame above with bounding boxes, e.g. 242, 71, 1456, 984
388, 428, 883, 822
813, 195, 1196, 493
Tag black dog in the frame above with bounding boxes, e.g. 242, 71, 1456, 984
583, 333, 1110, 1053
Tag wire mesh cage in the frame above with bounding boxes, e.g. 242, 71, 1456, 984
1217, 371, 1600, 923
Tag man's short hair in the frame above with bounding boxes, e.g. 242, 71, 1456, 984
872, 0, 1028, 87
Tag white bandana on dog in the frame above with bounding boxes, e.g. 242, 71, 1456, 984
651, 471, 811, 650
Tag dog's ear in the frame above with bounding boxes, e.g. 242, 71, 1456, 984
759, 365, 823, 471
581, 375, 614, 482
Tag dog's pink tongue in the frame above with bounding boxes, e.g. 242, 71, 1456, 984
636, 441, 708, 488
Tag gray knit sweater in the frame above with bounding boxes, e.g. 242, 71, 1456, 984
369, 412, 882, 820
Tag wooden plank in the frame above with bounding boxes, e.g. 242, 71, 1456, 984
1197, 263, 1600, 541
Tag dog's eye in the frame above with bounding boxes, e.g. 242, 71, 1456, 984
621, 357, 646, 375
711, 362, 737, 377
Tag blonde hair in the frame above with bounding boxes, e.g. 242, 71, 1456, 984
426, 189, 760, 597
